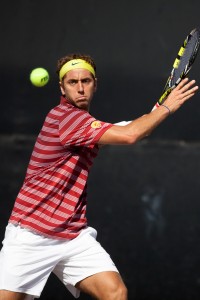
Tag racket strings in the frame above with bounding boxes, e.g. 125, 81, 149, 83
156, 28, 200, 106
170, 31, 200, 86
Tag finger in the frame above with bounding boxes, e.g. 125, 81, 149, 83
183, 82, 198, 95
176, 77, 189, 89
184, 85, 199, 97
182, 92, 196, 102
180, 86, 198, 102
177, 79, 196, 92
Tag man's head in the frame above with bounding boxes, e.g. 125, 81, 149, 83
56, 54, 97, 111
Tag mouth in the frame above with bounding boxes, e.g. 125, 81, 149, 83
76, 97, 89, 105
76, 96, 87, 101
76, 97, 90, 110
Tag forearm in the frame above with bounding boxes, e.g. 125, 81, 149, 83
98, 78, 198, 145
124, 104, 170, 142
113, 108, 169, 142
102, 105, 169, 145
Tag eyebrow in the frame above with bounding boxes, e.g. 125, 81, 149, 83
67, 77, 92, 82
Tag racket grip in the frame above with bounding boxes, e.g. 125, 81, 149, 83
151, 102, 160, 111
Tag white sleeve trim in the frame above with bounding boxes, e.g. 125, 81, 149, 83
114, 121, 132, 126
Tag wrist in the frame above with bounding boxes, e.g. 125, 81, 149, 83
161, 104, 171, 115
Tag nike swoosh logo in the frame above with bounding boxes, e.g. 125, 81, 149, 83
71, 62, 80, 66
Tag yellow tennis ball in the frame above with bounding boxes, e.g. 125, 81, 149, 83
30, 68, 49, 87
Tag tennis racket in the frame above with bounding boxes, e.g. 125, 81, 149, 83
152, 28, 200, 111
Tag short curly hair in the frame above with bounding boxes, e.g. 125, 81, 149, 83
56, 53, 96, 79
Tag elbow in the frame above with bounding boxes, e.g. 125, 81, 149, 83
124, 134, 139, 145
125, 132, 149, 145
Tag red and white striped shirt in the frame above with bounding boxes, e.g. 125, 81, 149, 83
9, 96, 112, 240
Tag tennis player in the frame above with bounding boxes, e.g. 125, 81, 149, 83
0, 54, 198, 300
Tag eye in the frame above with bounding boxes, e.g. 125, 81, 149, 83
68, 80, 77, 85
82, 78, 92, 84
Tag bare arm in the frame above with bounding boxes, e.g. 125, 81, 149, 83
98, 78, 198, 145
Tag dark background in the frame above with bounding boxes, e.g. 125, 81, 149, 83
1, 0, 200, 299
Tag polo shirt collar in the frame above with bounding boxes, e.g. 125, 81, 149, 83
60, 96, 72, 106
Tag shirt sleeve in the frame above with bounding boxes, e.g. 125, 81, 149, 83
59, 108, 113, 147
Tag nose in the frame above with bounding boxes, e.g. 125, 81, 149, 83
77, 80, 84, 93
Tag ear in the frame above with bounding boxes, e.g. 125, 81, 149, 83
94, 78, 97, 92
59, 81, 65, 95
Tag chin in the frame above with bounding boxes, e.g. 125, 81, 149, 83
78, 104, 89, 111
76, 101, 90, 111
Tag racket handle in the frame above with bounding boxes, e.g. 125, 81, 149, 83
151, 102, 160, 111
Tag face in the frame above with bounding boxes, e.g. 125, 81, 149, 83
59, 69, 97, 111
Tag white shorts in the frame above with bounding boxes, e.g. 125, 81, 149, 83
0, 223, 118, 299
